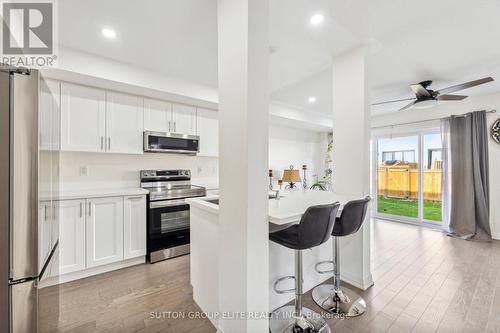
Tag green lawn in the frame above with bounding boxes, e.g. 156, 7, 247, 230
377, 196, 442, 222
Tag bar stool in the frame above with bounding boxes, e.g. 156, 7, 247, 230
269, 202, 340, 333
312, 196, 371, 318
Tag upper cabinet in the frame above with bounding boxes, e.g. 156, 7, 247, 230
144, 98, 171, 133
40, 79, 61, 151
197, 108, 218, 157
106, 92, 144, 154
172, 103, 197, 135
60, 83, 106, 152
47, 79, 217, 155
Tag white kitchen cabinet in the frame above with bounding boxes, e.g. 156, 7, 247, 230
60, 83, 106, 152
123, 195, 147, 259
86, 196, 124, 268
172, 103, 197, 135
39, 79, 60, 151
144, 98, 171, 133
197, 108, 218, 157
38, 201, 52, 273
58, 199, 86, 275
106, 92, 144, 154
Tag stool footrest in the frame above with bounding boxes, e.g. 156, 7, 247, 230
315, 260, 335, 274
273, 275, 296, 294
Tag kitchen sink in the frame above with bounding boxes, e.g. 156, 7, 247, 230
204, 194, 283, 206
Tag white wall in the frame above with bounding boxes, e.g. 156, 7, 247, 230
371, 92, 500, 240
268, 126, 327, 188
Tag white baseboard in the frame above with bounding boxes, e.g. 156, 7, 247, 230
341, 271, 374, 291
39, 256, 145, 288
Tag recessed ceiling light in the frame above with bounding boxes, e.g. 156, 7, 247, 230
308, 96, 317, 104
310, 13, 325, 25
101, 28, 117, 39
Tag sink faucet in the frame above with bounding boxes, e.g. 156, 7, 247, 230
274, 190, 280, 200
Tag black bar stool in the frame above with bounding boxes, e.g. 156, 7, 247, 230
312, 196, 371, 318
269, 202, 340, 333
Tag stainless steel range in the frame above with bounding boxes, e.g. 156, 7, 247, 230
141, 170, 206, 263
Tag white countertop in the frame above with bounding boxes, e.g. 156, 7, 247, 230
41, 188, 149, 201
187, 189, 361, 225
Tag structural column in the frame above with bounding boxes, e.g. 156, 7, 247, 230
217, 0, 269, 332
331, 47, 373, 289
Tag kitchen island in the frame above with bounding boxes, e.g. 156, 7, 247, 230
187, 189, 372, 326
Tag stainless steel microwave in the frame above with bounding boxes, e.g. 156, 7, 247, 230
143, 131, 200, 155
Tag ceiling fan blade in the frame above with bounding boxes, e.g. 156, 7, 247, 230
410, 84, 431, 98
437, 94, 468, 101
372, 97, 416, 106
437, 77, 494, 95
398, 101, 416, 112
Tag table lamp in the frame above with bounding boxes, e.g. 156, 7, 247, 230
281, 165, 302, 189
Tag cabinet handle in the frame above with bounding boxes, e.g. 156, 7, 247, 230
174, 121, 176, 132
88, 202, 92, 217
127, 196, 143, 200
79, 202, 83, 218
101, 136, 104, 151
108, 137, 111, 151
168, 121, 171, 132
44, 205, 48, 221
53, 204, 56, 221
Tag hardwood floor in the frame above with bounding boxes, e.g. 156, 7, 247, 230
40, 219, 500, 333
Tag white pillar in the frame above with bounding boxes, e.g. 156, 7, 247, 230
332, 47, 373, 290
217, 0, 269, 332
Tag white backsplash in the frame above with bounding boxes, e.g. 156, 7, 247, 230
59, 151, 218, 191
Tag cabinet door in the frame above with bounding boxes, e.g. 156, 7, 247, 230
123, 196, 146, 259
58, 199, 86, 275
172, 103, 196, 135
197, 108, 218, 157
38, 202, 52, 274
106, 92, 144, 154
60, 83, 106, 152
144, 98, 171, 133
86, 197, 124, 268
39, 79, 60, 151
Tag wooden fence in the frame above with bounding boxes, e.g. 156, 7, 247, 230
378, 165, 442, 201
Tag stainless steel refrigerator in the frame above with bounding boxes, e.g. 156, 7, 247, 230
1, 65, 58, 333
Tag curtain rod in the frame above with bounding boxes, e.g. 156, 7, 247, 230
371, 109, 496, 130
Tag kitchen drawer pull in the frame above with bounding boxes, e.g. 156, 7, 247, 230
101, 136, 104, 151
79, 202, 83, 218
127, 196, 143, 200
108, 137, 111, 151
88, 202, 92, 216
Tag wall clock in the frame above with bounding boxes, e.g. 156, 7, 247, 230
492, 118, 500, 144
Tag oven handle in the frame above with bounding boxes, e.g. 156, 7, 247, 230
150, 199, 187, 209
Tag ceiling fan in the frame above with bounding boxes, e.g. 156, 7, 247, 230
373, 77, 494, 111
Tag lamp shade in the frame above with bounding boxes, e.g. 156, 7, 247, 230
282, 169, 301, 183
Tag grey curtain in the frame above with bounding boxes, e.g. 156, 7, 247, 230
448, 110, 491, 240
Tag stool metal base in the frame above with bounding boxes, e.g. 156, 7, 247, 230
311, 284, 366, 318
270, 306, 331, 333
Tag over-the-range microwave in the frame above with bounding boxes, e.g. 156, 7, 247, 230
143, 131, 200, 155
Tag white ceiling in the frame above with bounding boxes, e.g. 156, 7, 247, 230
58, 0, 500, 117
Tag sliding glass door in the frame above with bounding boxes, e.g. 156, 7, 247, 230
373, 130, 443, 225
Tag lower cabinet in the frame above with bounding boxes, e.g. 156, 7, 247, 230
59, 199, 86, 275
86, 196, 124, 268
124, 196, 147, 259
55, 194, 146, 280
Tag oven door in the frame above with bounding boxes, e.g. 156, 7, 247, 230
148, 199, 190, 251
144, 131, 199, 154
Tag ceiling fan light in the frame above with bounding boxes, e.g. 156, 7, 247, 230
414, 99, 437, 109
